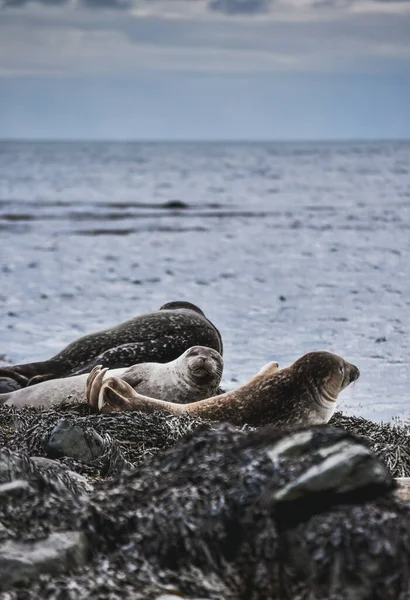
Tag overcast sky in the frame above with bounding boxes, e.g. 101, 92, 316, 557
0, 0, 409, 140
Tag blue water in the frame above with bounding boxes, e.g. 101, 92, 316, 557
0, 140, 409, 422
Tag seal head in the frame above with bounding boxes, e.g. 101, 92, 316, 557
179, 345, 223, 386
290, 351, 360, 418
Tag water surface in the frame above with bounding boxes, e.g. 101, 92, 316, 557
0, 141, 409, 421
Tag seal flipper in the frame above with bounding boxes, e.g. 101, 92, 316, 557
85, 368, 135, 413
99, 382, 131, 412
86, 365, 109, 413
27, 373, 57, 387
0, 368, 29, 387
0, 360, 58, 387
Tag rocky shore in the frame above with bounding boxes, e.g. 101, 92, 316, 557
0, 404, 410, 599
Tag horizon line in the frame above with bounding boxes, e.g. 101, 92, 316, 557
0, 137, 409, 144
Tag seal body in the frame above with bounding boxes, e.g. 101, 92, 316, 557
0, 346, 223, 411
0, 301, 223, 388
88, 351, 360, 428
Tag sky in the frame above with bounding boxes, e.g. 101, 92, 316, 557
0, 0, 409, 140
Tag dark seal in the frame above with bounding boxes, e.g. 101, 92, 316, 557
0, 301, 223, 389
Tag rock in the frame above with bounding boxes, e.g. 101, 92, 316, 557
266, 430, 314, 461
46, 419, 104, 463
0, 449, 92, 497
0, 449, 27, 483
31, 457, 94, 495
396, 477, 410, 501
0, 521, 11, 540
156, 596, 212, 600
0, 480, 31, 499
81, 425, 407, 600
268, 440, 392, 504
0, 531, 88, 591
0, 415, 409, 598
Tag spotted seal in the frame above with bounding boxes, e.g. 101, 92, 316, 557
0, 346, 223, 411
86, 351, 359, 427
0, 301, 223, 389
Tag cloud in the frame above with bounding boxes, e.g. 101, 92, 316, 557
81, 0, 133, 8
1, 0, 134, 7
2, 0, 69, 6
1, 0, 134, 6
2, 0, 410, 14
0, 0, 409, 84
208, 0, 271, 14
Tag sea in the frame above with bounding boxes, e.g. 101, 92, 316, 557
0, 140, 409, 422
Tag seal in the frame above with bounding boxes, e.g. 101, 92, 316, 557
0, 301, 223, 388
0, 346, 223, 411
86, 351, 360, 427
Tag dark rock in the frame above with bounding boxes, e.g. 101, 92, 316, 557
0, 522, 10, 540
266, 438, 392, 505
47, 419, 104, 463
0, 531, 88, 591
76, 425, 406, 600
0, 448, 92, 499
31, 457, 93, 496
156, 596, 212, 600
161, 200, 189, 209
0, 404, 209, 478
0, 480, 31, 499
0, 422, 408, 598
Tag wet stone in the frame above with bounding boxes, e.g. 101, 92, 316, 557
0, 422, 408, 598
0, 449, 92, 498
0, 450, 26, 483
396, 477, 410, 502
0, 531, 88, 591
270, 440, 392, 504
267, 430, 314, 461
46, 419, 104, 463
156, 596, 212, 600
31, 457, 94, 496
0, 480, 31, 499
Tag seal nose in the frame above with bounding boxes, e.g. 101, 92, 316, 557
350, 365, 360, 382
192, 356, 206, 369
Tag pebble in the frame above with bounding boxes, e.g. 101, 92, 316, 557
46, 419, 104, 463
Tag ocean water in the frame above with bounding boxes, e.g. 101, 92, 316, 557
0, 140, 409, 422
